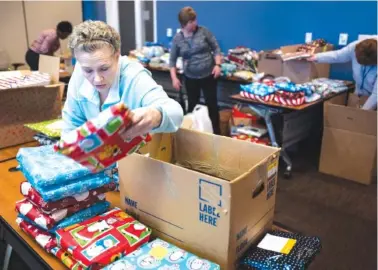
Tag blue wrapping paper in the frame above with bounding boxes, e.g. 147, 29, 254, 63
241, 83, 276, 97
18, 201, 110, 233
16, 145, 93, 189
102, 238, 220, 270
20, 166, 113, 202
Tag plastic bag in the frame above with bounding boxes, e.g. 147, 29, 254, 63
185, 105, 213, 134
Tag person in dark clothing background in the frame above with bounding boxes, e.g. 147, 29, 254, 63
169, 6, 221, 135
25, 21, 73, 71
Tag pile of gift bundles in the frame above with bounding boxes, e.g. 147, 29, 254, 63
16, 144, 117, 235
0, 71, 51, 90
240, 78, 311, 106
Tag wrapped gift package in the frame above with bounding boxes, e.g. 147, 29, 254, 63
20, 182, 116, 213
18, 201, 110, 232
55, 208, 151, 269
25, 171, 113, 202
239, 231, 321, 270
20, 181, 116, 212
25, 118, 63, 138
103, 238, 221, 270
17, 145, 94, 189
50, 247, 85, 270
16, 217, 57, 252
54, 103, 151, 173
16, 198, 105, 230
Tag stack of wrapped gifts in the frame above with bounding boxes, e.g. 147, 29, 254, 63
15, 144, 117, 234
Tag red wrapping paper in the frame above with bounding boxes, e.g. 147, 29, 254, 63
55, 208, 151, 269
54, 103, 151, 172
16, 217, 57, 252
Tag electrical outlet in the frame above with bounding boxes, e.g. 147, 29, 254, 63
166, 28, 173, 38
305, 32, 312, 43
339, 33, 348, 45
176, 28, 181, 34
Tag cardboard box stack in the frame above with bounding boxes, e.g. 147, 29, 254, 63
119, 129, 280, 269
319, 93, 377, 185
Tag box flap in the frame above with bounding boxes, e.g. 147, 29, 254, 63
324, 101, 377, 136
319, 127, 377, 184
39, 55, 60, 84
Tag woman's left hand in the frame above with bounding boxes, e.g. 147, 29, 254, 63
120, 107, 162, 140
212, 65, 221, 79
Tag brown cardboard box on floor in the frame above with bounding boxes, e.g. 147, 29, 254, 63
119, 129, 280, 269
0, 55, 63, 148
258, 44, 333, 83
319, 93, 377, 185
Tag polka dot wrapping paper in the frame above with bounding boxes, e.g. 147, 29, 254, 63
54, 103, 151, 173
239, 231, 321, 270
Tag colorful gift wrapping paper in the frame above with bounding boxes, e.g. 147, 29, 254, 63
23, 170, 113, 202
16, 198, 106, 230
18, 201, 110, 233
54, 103, 151, 173
55, 208, 151, 269
17, 145, 93, 189
103, 238, 221, 270
16, 217, 57, 252
20, 181, 116, 212
50, 247, 85, 270
25, 119, 63, 138
0, 71, 51, 90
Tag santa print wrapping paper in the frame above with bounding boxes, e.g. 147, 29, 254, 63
16, 145, 94, 189
16, 198, 106, 230
55, 208, 151, 269
20, 181, 116, 212
54, 103, 151, 173
50, 247, 85, 270
18, 201, 110, 233
16, 217, 57, 252
103, 238, 221, 270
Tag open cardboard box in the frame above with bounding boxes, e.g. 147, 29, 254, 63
259, 44, 334, 83
319, 93, 377, 185
119, 129, 280, 269
0, 55, 64, 148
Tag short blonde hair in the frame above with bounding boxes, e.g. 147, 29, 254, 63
68, 20, 121, 54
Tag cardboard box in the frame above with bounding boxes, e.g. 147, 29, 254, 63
119, 129, 280, 269
0, 55, 63, 148
319, 93, 377, 185
259, 44, 333, 83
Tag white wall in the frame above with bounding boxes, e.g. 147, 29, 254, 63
0, 1, 82, 66
0, 2, 28, 63
24, 1, 82, 56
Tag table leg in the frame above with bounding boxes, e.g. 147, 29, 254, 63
247, 104, 293, 178
2, 244, 12, 270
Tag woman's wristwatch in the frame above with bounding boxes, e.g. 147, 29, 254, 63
215, 64, 221, 67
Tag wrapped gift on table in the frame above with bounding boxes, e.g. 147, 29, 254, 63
54, 103, 151, 173
25, 119, 63, 138
16, 217, 57, 252
16, 198, 107, 230
50, 247, 85, 270
239, 231, 321, 270
103, 238, 221, 270
55, 208, 151, 269
20, 181, 116, 212
18, 201, 110, 233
